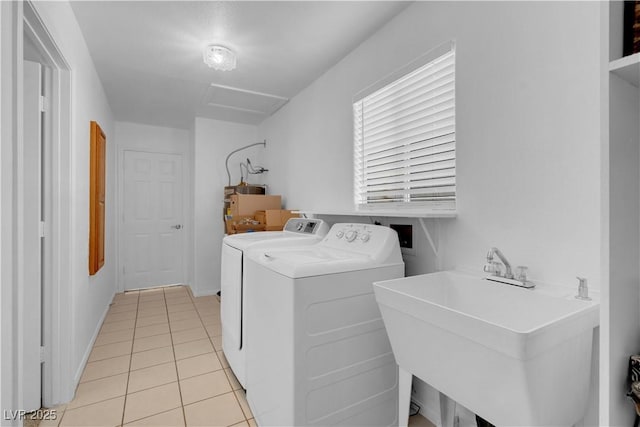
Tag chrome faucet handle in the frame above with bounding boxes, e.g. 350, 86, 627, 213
484, 261, 503, 277
515, 266, 528, 282
486, 249, 495, 262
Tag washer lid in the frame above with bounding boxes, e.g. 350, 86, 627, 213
223, 231, 288, 250
223, 218, 329, 251
246, 246, 401, 278
223, 232, 324, 251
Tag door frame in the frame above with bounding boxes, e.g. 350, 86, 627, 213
21, 1, 74, 407
1, 0, 73, 412
117, 147, 189, 293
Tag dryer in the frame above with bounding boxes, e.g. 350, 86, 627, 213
220, 218, 329, 388
244, 223, 404, 426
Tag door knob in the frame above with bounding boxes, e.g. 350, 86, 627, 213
172, 224, 182, 230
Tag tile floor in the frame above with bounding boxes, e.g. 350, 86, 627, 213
41, 284, 434, 427
46, 286, 253, 427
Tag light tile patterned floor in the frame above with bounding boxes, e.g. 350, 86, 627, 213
48, 286, 254, 427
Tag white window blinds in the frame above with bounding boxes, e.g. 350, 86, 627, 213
353, 43, 455, 210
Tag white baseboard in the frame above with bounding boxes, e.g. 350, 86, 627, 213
72, 301, 111, 387
191, 286, 220, 298
191, 289, 220, 297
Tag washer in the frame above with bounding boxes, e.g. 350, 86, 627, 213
244, 223, 404, 426
221, 218, 329, 389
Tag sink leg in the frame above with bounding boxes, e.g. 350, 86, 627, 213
399, 367, 412, 427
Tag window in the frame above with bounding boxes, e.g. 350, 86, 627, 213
353, 42, 456, 211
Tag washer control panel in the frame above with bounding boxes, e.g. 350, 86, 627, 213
283, 218, 329, 236
322, 223, 402, 259
328, 223, 379, 246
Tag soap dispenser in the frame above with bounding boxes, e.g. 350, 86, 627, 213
575, 276, 591, 301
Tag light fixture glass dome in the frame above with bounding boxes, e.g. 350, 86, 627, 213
203, 44, 236, 71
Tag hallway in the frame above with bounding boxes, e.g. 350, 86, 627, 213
48, 286, 254, 427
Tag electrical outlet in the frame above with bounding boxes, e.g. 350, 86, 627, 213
390, 224, 412, 248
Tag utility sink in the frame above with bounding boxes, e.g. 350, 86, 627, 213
373, 271, 599, 427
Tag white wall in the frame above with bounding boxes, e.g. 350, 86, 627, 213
29, 0, 116, 399
0, 1, 20, 421
435, 2, 601, 291
258, 1, 602, 425
193, 117, 261, 296
114, 121, 192, 291
260, 1, 602, 290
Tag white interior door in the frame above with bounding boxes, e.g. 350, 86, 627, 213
122, 151, 184, 290
22, 59, 43, 411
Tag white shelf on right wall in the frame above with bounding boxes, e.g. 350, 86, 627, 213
610, 52, 640, 87
607, 12, 640, 423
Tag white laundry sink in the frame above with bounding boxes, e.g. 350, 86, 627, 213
373, 270, 599, 426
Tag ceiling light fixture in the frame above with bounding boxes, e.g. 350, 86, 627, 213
203, 44, 236, 71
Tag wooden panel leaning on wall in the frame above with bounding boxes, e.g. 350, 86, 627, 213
89, 121, 106, 275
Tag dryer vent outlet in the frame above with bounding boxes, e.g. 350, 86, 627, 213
390, 224, 412, 249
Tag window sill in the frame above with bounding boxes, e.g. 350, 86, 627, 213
295, 209, 457, 219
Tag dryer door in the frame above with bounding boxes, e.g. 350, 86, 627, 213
221, 244, 243, 351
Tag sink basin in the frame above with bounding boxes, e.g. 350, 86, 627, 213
373, 270, 599, 426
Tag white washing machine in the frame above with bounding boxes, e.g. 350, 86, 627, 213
221, 218, 329, 389
244, 223, 404, 427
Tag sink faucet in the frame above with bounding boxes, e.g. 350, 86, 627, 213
485, 247, 513, 279
483, 247, 534, 289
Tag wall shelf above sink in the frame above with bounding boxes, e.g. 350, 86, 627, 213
296, 209, 457, 219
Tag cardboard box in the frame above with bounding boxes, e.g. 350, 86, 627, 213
280, 209, 299, 224
254, 210, 279, 226
229, 194, 281, 217
224, 215, 266, 235
224, 185, 266, 197
255, 209, 300, 231
233, 223, 266, 234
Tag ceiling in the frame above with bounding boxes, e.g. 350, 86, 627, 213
70, 1, 411, 129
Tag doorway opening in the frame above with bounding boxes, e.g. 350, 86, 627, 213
22, 1, 73, 409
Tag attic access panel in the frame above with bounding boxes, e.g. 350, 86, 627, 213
203, 83, 289, 116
